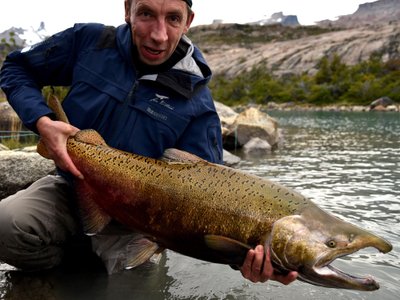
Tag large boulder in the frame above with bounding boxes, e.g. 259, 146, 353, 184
221, 106, 280, 151
370, 96, 398, 111
234, 107, 279, 146
0, 146, 56, 199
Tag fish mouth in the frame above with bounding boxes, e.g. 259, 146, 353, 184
301, 252, 380, 291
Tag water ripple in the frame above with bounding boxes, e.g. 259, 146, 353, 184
234, 111, 400, 300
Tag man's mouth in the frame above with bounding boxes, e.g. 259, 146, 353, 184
144, 46, 164, 56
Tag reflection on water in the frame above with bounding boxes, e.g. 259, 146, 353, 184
1, 111, 399, 300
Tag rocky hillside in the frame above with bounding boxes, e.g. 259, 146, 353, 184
318, 0, 400, 28
188, 0, 400, 77
0, 0, 399, 80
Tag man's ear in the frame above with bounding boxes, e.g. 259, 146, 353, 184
124, 0, 131, 23
184, 12, 195, 34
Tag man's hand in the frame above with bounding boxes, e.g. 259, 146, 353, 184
36, 116, 84, 179
240, 245, 298, 284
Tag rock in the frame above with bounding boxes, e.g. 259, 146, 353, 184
0, 148, 56, 199
232, 107, 280, 147
386, 105, 399, 112
219, 106, 281, 151
0, 143, 9, 151
215, 101, 238, 131
351, 106, 369, 112
370, 96, 394, 111
371, 104, 387, 111
243, 137, 272, 155
215, 101, 238, 120
223, 149, 241, 166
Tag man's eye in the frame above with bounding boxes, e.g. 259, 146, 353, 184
168, 15, 181, 23
138, 11, 152, 18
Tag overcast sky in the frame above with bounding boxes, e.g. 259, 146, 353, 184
1, 0, 373, 34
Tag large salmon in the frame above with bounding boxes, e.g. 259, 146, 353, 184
38, 96, 392, 291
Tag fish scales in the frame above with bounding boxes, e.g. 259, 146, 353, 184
68, 135, 308, 250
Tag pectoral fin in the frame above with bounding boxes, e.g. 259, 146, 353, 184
204, 235, 251, 265
75, 180, 112, 235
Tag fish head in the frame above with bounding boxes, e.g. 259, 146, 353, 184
269, 208, 392, 291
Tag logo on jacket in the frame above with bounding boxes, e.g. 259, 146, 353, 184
149, 94, 175, 111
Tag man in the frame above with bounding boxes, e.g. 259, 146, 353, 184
0, 0, 297, 285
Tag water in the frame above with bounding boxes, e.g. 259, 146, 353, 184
1, 111, 399, 300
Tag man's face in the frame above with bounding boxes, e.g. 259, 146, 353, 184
125, 0, 194, 66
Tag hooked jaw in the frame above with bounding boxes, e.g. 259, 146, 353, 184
308, 263, 380, 291
304, 250, 380, 291
270, 215, 393, 291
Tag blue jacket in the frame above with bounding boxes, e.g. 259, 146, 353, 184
0, 23, 223, 164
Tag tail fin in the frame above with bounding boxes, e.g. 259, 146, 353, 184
37, 94, 69, 158
47, 94, 69, 124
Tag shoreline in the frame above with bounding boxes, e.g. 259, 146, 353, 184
235, 102, 400, 113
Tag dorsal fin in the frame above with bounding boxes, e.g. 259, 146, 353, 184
74, 129, 108, 146
161, 148, 206, 163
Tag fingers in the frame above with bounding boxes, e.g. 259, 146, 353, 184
58, 151, 84, 180
240, 247, 255, 280
241, 245, 270, 283
57, 125, 84, 179
240, 246, 298, 285
37, 117, 84, 179
271, 270, 298, 285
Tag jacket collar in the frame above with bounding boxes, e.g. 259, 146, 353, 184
116, 24, 212, 99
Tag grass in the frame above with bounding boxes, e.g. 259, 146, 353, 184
1, 137, 38, 150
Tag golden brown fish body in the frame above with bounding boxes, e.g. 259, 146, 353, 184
37, 96, 392, 291
61, 130, 391, 291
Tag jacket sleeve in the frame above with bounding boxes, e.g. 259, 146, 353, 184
0, 23, 103, 132
176, 91, 223, 164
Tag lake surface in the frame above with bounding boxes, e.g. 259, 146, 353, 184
1, 110, 399, 300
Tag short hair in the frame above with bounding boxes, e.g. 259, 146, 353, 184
126, 0, 192, 16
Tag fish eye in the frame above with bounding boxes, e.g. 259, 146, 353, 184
326, 240, 337, 248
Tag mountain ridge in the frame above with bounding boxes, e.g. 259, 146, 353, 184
1, 0, 399, 79
188, 0, 400, 77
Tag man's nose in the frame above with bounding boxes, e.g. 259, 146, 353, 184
151, 20, 168, 43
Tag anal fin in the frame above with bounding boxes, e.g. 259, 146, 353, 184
125, 236, 164, 269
